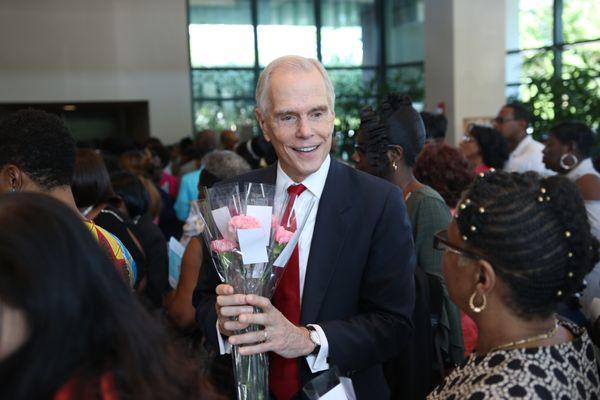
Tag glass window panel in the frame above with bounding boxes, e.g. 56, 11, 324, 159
321, 0, 378, 67
193, 100, 257, 134
191, 70, 255, 99
562, 42, 600, 74
505, 84, 522, 101
506, 0, 553, 51
386, 0, 425, 64
189, 0, 254, 67
329, 68, 378, 98
563, 0, 600, 43
386, 65, 425, 104
257, 0, 317, 66
506, 50, 554, 84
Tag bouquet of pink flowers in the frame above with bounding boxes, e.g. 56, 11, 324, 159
197, 182, 316, 400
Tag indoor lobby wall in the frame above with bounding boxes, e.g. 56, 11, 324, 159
0, 0, 192, 144
424, 0, 506, 144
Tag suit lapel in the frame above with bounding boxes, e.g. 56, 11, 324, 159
300, 159, 353, 324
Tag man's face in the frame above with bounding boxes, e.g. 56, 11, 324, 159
256, 68, 334, 182
493, 106, 524, 141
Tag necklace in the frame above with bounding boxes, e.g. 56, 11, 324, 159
490, 319, 559, 352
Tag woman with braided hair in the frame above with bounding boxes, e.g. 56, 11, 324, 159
428, 170, 600, 399
353, 94, 464, 398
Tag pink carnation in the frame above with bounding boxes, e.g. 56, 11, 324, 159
275, 225, 294, 244
210, 239, 237, 253
228, 215, 262, 235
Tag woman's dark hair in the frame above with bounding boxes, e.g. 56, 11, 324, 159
110, 171, 150, 220
357, 93, 426, 178
550, 121, 595, 158
420, 112, 447, 140
414, 143, 475, 208
469, 125, 510, 169
120, 150, 154, 178
380, 94, 426, 167
0, 193, 203, 399
72, 149, 116, 208
145, 137, 170, 168
456, 171, 599, 319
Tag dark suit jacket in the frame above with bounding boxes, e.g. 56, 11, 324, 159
193, 158, 416, 399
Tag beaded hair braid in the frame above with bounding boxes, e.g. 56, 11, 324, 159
455, 170, 599, 319
358, 107, 391, 178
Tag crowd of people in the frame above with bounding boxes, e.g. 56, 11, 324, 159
0, 55, 599, 399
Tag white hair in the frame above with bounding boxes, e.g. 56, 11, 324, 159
202, 150, 250, 180
255, 55, 336, 116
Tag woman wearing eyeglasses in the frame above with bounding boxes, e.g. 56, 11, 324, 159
428, 170, 600, 399
352, 94, 464, 397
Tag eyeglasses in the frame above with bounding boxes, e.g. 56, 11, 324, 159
433, 229, 481, 260
493, 117, 516, 125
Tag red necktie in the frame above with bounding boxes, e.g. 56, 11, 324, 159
270, 183, 306, 400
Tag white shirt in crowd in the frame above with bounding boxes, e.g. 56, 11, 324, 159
567, 158, 600, 320
504, 135, 554, 176
217, 155, 332, 373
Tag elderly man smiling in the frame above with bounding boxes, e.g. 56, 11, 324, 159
194, 55, 416, 400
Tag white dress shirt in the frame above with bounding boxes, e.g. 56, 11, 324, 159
217, 155, 331, 373
504, 135, 554, 176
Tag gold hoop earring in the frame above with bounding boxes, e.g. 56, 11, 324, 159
469, 291, 487, 313
392, 161, 398, 171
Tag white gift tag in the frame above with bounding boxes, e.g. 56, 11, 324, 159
246, 205, 273, 246
319, 383, 349, 400
237, 228, 269, 264
212, 206, 233, 241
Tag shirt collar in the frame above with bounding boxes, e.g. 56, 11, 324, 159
511, 135, 533, 158
276, 155, 330, 200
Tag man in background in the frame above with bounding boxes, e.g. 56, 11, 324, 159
494, 103, 553, 175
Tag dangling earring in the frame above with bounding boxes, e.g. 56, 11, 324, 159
559, 153, 579, 170
469, 291, 487, 313
392, 161, 398, 171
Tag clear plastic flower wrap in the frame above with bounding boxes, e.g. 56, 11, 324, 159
197, 181, 316, 400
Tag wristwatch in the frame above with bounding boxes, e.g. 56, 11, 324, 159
306, 325, 321, 356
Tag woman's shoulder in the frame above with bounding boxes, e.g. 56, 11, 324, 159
410, 185, 447, 203
407, 186, 451, 218
428, 322, 600, 399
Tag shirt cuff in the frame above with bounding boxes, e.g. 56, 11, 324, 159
216, 321, 232, 354
305, 324, 330, 373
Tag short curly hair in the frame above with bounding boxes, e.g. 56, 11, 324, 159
0, 109, 76, 190
414, 143, 475, 208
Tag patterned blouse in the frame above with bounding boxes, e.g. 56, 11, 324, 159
428, 321, 600, 399
84, 220, 137, 288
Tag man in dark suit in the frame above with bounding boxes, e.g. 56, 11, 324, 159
194, 55, 415, 399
